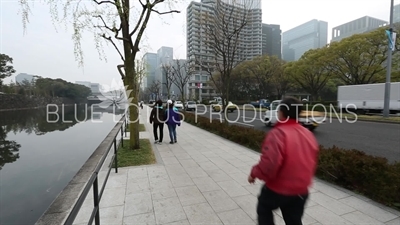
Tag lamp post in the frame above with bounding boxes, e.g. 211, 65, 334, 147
383, 0, 395, 118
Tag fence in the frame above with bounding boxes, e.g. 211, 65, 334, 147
35, 114, 128, 225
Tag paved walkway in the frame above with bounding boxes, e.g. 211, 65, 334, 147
73, 106, 400, 225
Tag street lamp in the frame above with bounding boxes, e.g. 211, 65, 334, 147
383, 0, 395, 118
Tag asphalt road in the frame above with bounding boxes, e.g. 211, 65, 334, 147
187, 106, 400, 163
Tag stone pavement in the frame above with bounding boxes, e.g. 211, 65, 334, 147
73, 106, 400, 225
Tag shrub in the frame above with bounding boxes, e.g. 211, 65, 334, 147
182, 112, 400, 209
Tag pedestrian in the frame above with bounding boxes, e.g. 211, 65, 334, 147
165, 99, 181, 144
172, 100, 178, 112
248, 96, 319, 225
149, 100, 165, 144
140, 101, 143, 109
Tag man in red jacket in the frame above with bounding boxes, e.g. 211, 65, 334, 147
248, 97, 319, 225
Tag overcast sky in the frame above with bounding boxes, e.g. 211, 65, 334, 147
1, 0, 397, 87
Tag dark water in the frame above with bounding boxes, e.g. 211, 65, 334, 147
0, 105, 124, 225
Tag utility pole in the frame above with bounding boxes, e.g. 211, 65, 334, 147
383, 0, 394, 118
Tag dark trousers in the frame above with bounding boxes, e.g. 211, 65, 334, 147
153, 123, 164, 142
257, 186, 308, 225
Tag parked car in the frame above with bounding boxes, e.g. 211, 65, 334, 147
250, 99, 270, 108
174, 101, 184, 109
212, 101, 238, 112
263, 100, 325, 131
185, 101, 197, 111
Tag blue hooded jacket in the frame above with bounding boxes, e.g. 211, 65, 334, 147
165, 107, 181, 125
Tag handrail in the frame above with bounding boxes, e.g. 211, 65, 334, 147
35, 114, 128, 225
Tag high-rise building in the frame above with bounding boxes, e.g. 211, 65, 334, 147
331, 16, 388, 42
262, 24, 282, 59
394, 3, 400, 24
282, 19, 328, 62
143, 47, 182, 100
142, 52, 157, 90
186, 0, 262, 100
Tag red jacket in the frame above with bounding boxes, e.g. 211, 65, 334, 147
250, 119, 319, 195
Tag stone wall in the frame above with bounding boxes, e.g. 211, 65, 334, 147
0, 94, 77, 111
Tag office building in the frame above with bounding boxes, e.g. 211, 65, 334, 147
331, 16, 388, 42
394, 3, 400, 24
15, 73, 36, 84
143, 47, 182, 100
282, 19, 328, 62
186, 0, 262, 100
142, 52, 157, 90
76, 81, 100, 95
262, 24, 282, 59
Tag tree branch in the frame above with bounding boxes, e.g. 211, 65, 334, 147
101, 33, 125, 62
151, 9, 180, 15
93, 0, 116, 6
117, 64, 125, 80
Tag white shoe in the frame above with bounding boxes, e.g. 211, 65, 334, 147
154, 140, 159, 144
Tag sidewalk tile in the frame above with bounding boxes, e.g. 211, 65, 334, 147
217, 180, 250, 197
192, 176, 222, 193
123, 212, 155, 225
342, 211, 385, 225
312, 181, 350, 200
202, 190, 239, 212
217, 208, 255, 225
309, 192, 356, 215
339, 196, 398, 222
169, 173, 195, 188
232, 194, 258, 220
124, 192, 153, 217
306, 205, 353, 224
151, 188, 177, 201
206, 169, 232, 182
175, 185, 207, 206
153, 197, 186, 224
183, 202, 222, 225
184, 166, 208, 178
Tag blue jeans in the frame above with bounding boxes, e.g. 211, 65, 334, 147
167, 124, 177, 142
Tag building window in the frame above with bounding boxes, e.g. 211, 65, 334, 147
201, 75, 208, 81
195, 75, 200, 80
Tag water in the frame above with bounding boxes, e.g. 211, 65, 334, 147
0, 105, 124, 225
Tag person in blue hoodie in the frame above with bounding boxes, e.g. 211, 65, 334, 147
165, 100, 181, 144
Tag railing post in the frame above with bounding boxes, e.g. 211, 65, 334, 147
93, 176, 100, 225
114, 139, 118, 173
125, 118, 127, 137
120, 126, 124, 148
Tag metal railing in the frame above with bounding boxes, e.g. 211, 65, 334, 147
35, 114, 128, 225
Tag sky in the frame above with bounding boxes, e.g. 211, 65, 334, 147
1, 0, 398, 88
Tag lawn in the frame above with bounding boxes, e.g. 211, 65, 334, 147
115, 139, 156, 168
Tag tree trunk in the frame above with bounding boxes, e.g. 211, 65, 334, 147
124, 54, 140, 150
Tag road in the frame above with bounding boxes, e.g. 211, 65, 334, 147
186, 106, 400, 163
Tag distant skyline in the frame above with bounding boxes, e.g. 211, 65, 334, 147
1, 0, 398, 87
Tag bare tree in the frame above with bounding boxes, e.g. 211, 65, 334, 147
171, 59, 194, 102
161, 64, 175, 99
196, 0, 257, 121
147, 80, 161, 100
19, 0, 181, 150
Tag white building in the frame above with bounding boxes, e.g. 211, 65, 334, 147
75, 81, 101, 95
331, 16, 388, 42
15, 73, 36, 84
186, 0, 262, 100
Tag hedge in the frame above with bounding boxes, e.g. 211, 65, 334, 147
182, 112, 400, 210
